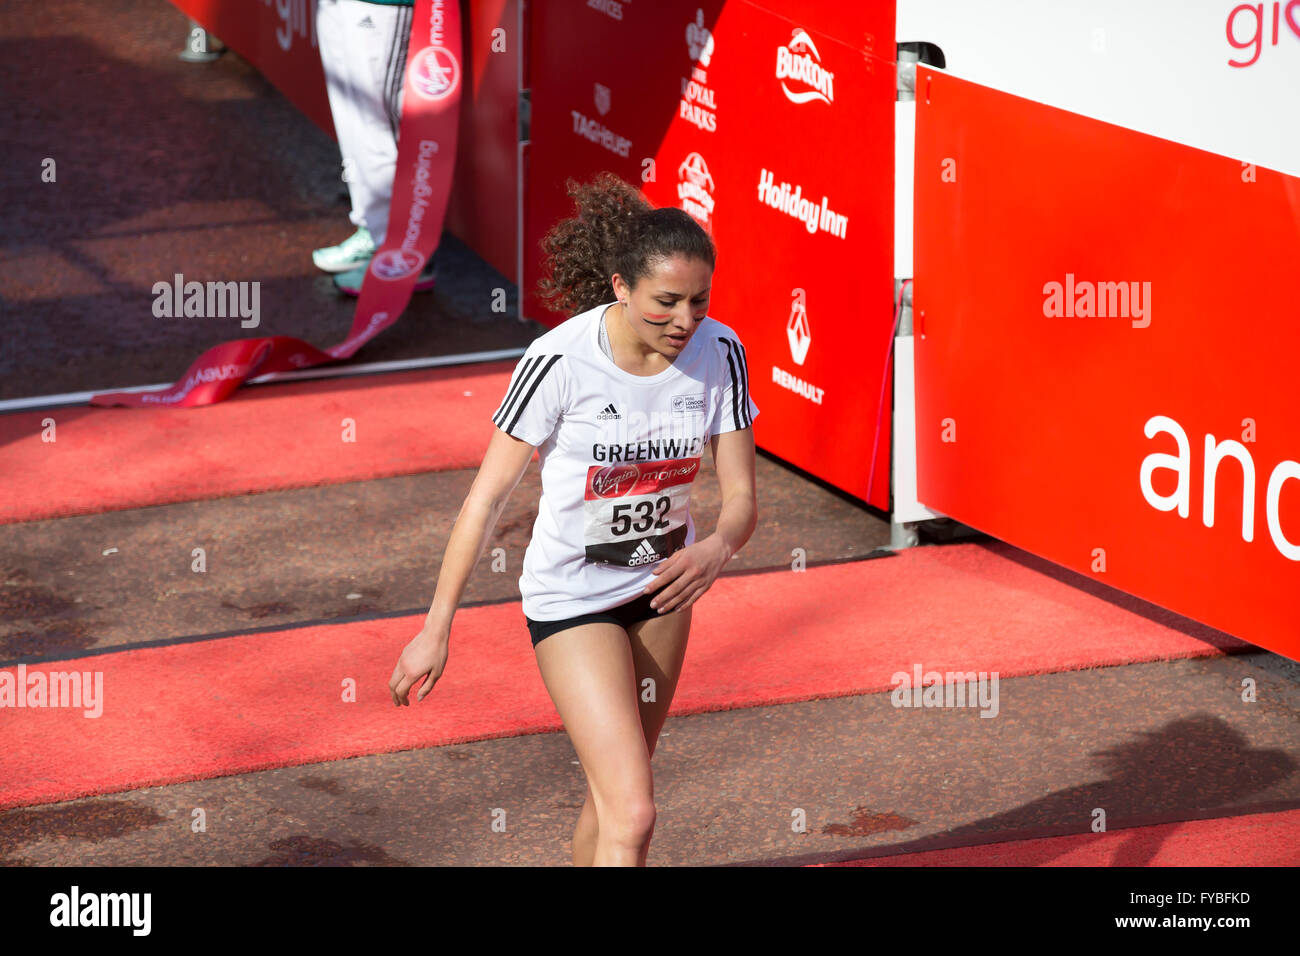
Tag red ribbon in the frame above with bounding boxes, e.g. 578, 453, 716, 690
91, 0, 463, 408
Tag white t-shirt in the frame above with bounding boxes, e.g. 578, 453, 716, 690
490, 301, 760, 620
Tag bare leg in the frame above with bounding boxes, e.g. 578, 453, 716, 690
572, 779, 598, 866
627, 604, 694, 758
625, 605, 693, 865
564, 606, 694, 866
534, 621, 655, 866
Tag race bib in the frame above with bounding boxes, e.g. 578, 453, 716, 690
583, 457, 700, 566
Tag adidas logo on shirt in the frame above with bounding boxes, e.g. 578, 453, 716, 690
596, 403, 622, 421
358, 15, 375, 27
628, 539, 660, 566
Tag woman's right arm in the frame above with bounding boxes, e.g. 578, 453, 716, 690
388, 426, 540, 706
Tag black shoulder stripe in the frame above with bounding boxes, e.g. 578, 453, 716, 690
720, 337, 749, 429
492, 354, 543, 428
734, 339, 751, 423
505, 353, 562, 435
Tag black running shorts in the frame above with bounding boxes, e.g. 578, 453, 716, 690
526, 590, 666, 647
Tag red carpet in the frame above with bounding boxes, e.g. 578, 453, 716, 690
818, 807, 1300, 866
0, 542, 1246, 810
0, 362, 518, 525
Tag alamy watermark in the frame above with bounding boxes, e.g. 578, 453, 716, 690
152, 273, 260, 328
50, 886, 150, 935
891, 663, 999, 717
1, 665, 103, 718
1043, 273, 1150, 328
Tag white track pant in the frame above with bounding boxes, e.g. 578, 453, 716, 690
315, 0, 413, 246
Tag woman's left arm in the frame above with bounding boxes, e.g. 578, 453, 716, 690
642, 426, 758, 613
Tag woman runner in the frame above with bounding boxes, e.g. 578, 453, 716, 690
388, 171, 759, 866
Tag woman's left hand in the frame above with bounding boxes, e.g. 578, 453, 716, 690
642, 535, 731, 614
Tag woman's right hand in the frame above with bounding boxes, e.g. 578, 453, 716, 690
388, 624, 450, 706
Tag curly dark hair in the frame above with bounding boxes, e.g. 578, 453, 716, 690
536, 171, 717, 316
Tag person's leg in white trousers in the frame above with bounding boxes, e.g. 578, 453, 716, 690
315, 0, 410, 246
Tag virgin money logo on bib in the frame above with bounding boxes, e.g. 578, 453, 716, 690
371, 249, 424, 281
591, 464, 639, 498
583, 457, 699, 567
410, 46, 460, 100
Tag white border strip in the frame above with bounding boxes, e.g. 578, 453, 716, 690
892, 98, 939, 524
892, 335, 941, 523
0, 348, 528, 413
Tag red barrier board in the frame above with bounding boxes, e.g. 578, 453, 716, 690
445, 0, 519, 280
524, 0, 895, 508
913, 67, 1300, 661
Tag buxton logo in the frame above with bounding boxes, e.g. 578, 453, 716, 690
371, 249, 424, 280
777, 28, 835, 104
677, 152, 716, 229
592, 463, 640, 498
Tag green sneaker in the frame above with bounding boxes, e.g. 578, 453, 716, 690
313, 227, 375, 274
333, 257, 438, 296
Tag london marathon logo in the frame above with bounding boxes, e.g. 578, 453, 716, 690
677, 152, 716, 230
776, 28, 835, 105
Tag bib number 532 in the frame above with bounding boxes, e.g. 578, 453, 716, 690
583, 458, 699, 566
610, 497, 671, 536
